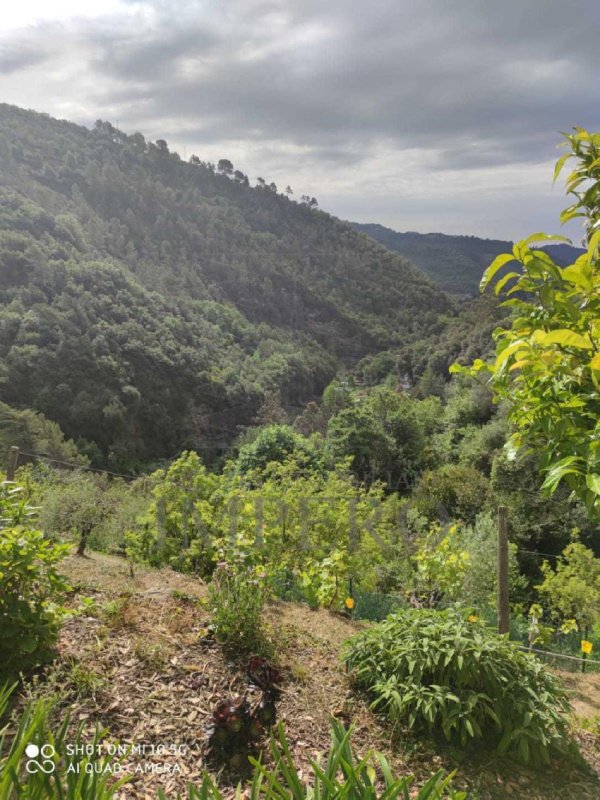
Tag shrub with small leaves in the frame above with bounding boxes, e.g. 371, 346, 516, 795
208, 564, 272, 657
344, 608, 573, 765
0, 482, 70, 680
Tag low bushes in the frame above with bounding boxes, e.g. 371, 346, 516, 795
344, 608, 573, 765
208, 564, 273, 657
0, 483, 69, 680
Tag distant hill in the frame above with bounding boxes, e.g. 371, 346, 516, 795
351, 223, 585, 295
0, 104, 456, 466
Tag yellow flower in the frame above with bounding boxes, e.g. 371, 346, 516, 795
581, 640, 593, 655
344, 597, 355, 610
468, 614, 478, 623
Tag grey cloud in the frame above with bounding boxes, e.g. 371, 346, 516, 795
0, 36, 53, 74
0, 0, 598, 236
94, 26, 218, 81
77, 0, 599, 168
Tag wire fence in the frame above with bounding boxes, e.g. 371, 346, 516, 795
17, 450, 139, 481
518, 645, 600, 671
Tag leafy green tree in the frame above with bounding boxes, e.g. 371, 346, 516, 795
235, 425, 323, 477
411, 523, 471, 606
0, 401, 86, 466
327, 388, 430, 487
455, 128, 600, 515
458, 512, 526, 615
217, 158, 234, 176
536, 541, 600, 633
411, 464, 491, 524
414, 364, 446, 398
490, 452, 593, 552
38, 472, 111, 556
327, 406, 395, 481
127, 451, 222, 573
322, 378, 354, 415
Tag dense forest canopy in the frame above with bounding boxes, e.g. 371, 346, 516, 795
0, 104, 495, 468
352, 223, 585, 296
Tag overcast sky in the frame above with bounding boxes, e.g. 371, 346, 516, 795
1, 0, 598, 239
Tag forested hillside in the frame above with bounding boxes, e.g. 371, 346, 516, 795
0, 104, 463, 466
2, 104, 599, 800
351, 223, 585, 295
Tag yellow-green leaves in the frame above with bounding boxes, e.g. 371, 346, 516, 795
591, 353, 600, 386
561, 257, 595, 291
532, 329, 593, 350
449, 358, 489, 375
479, 253, 515, 292
536, 542, 600, 632
494, 271, 520, 295
460, 128, 600, 518
553, 150, 572, 184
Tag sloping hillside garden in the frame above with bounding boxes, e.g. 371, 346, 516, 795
0, 126, 599, 798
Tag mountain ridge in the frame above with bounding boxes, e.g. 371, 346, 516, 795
0, 104, 457, 466
350, 222, 585, 295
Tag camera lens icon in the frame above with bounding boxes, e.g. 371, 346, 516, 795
25, 742, 56, 774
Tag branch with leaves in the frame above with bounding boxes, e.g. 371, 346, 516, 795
452, 128, 600, 517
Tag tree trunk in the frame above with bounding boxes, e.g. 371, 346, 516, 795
77, 524, 91, 556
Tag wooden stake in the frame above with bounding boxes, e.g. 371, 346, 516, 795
6, 446, 19, 481
498, 505, 510, 635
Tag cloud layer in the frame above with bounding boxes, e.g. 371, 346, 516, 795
1, 0, 598, 238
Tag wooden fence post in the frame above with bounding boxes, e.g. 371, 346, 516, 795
6, 446, 19, 481
498, 506, 510, 635
582, 627, 589, 674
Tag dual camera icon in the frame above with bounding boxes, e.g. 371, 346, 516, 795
25, 743, 56, 774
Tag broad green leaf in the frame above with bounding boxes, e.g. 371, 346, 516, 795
586, 474, 600, 495
553, 151, 572, 183
587, 228, 600, 260
541, 456, 584, 493
560, 206, 585, 224
494, 271, 520, 295
495, 340, 527, 369
448, 362, 464, 374
561, 259, 593, 291
538, 329, 593, 350
521, 232, 571, 247
509, 358, 531, 371
480, 253, 515, 291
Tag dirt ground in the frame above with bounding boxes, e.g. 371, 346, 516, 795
15, 552, 600, 799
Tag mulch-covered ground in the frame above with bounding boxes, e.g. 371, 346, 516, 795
15, 553, 600, 799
